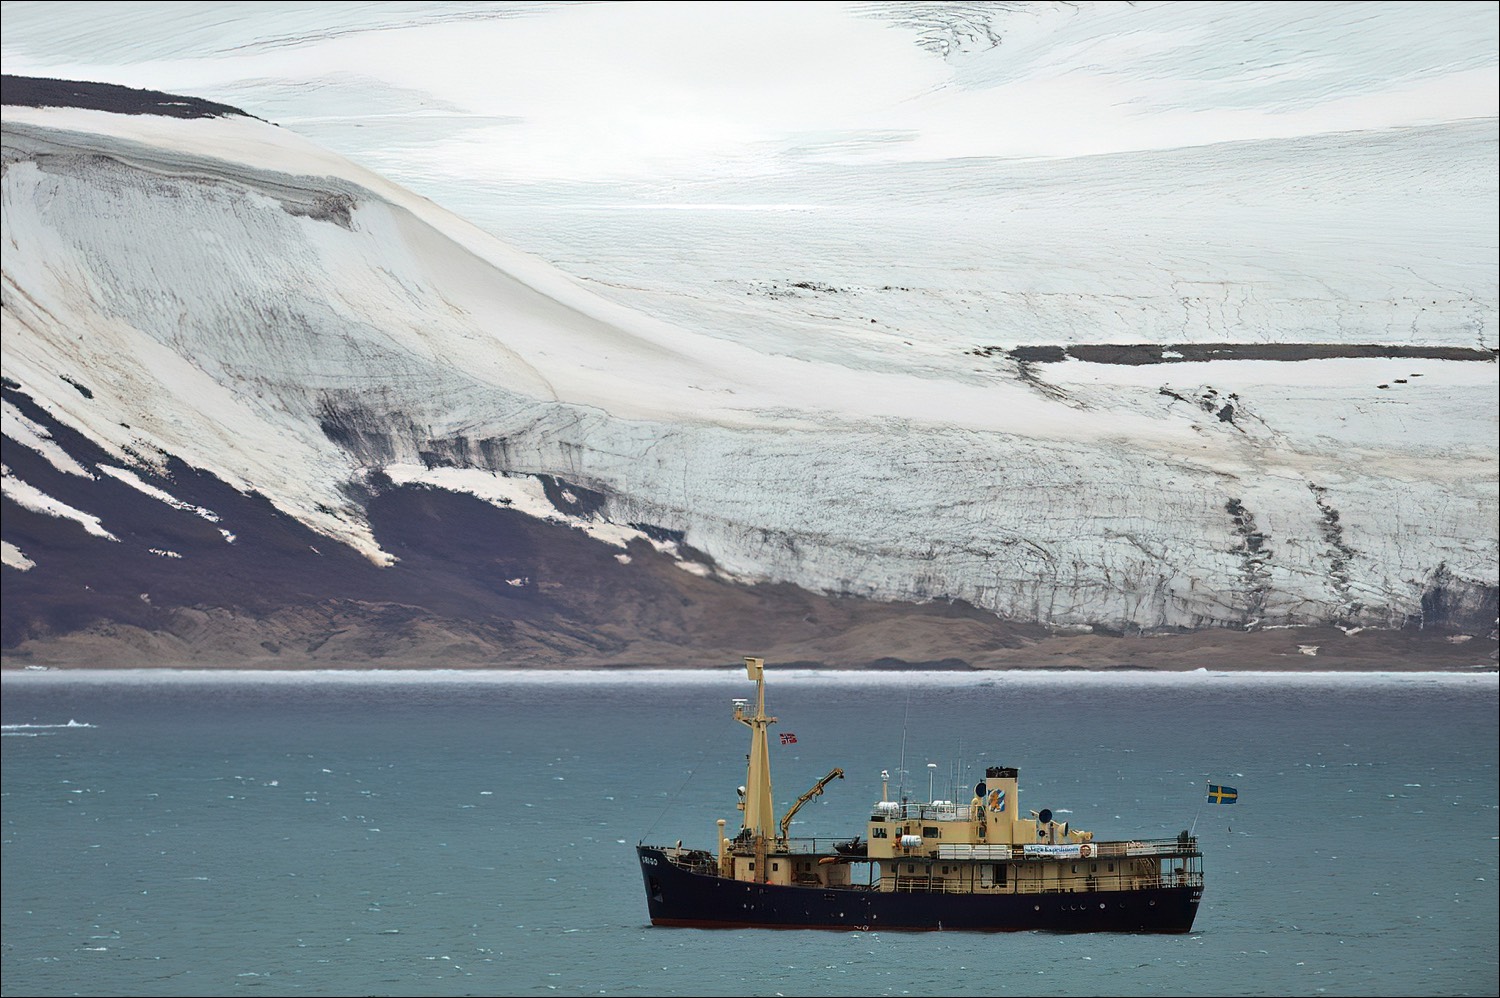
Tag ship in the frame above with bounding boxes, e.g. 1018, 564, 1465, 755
636, 657, 1204, 932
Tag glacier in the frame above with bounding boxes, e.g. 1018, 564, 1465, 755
0, 2, 1495, 667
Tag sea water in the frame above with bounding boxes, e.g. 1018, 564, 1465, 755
2, 669, 1496, 997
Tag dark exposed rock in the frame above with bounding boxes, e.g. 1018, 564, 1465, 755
2, 74, 256, 120
1418, 564, 1499, 634
994, 342, 1497, 365
1309, 482, 1360, 621
1225, 498, 1272, 625
17, 376, 1484, 670
538, 475, 608, 518
977, 344, 1497, 402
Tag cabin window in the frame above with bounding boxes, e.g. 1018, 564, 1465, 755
942, 866, 950, 875
1090, 863, 1097, 873
1071, 864, 1078, 874
907, 864, 915, 873
748, 862, 755, 870
923, 826, 939, 838
772, 862, 779, 871
873, 827, 888, 838
977, 825, 986, 839
1108, 863, 1114, 872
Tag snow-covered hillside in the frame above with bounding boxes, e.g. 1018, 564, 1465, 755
1, 2, 1496, 666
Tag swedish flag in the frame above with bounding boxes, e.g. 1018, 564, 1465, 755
1207, 783, 1238, 804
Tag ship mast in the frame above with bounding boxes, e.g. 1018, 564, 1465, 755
734, 657, 777, 844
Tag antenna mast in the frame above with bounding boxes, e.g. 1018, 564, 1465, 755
897, 695, 910, 799
733, 657, 777, 843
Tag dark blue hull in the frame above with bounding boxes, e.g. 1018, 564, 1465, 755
638, 847, 1201, 933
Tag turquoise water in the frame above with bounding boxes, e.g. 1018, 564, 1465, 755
2, 670, 1497, 997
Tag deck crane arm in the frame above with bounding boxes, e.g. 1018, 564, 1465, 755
778, 767, 844, 844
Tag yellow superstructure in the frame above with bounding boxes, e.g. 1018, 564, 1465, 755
701, 657, 1200, 899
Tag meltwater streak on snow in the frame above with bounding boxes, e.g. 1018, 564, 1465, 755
94, 465, 221, 522
2, 668, 1493, 691
1, 539, 36, 571
1, 398, 95, 478
1, 467, 118, 541
383, 463, 704, 559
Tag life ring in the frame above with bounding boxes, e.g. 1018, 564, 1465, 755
1079, 843, 1094, 858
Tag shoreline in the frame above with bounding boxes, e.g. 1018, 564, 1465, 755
3, 620, 1493, 675
4, 666, 1495, 685
7, 617, 1495, 674
5, 657, 1494, 681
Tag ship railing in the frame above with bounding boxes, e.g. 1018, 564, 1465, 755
1012, 870, 1204, 893
934, 836, 1199, 861
1106, 837, 1199, 858
886, 870, 1204, 895
872, 801, 975, 822
661, 849, 719, 876
778, 836, 871, 857
890, 876, 975, 894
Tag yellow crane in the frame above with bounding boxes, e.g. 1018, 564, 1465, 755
778, 767, 844, 844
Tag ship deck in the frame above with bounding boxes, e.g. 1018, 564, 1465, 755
651, 834, 1205, 895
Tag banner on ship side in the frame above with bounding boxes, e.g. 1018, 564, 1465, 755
1022, 844, 1084, 859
